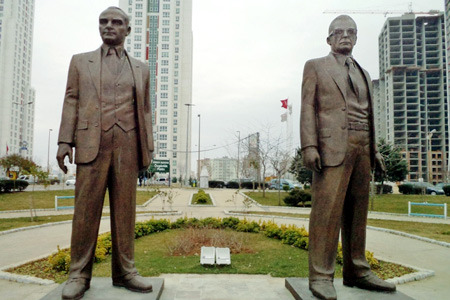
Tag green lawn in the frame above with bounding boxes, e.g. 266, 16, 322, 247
0, 215, 74, 232
244, 191, 293, 206
9, 228, 412, 283
245, 192, 449, 216
0, 190, 158, 211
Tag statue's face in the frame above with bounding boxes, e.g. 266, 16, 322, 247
327, 18, 357, 55
99, 9, 130, 46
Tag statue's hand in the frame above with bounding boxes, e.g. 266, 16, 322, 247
56, 143, 73, 174
303, 147, 322, 173
375, 152, 386, 177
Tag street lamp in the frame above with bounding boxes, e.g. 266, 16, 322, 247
197, 114, 201, 184
427, 129, 436, 183
237, 131, 240, 189
47, 129, 53, 173
184, 103, 195, 186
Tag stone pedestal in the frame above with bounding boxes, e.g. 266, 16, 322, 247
199, 166, 209, 188
285, 278, 414, 300
41, 277, 164, 300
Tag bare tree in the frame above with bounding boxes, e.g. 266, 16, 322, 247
269, 137, 292, 205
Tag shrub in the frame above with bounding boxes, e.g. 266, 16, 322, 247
196, 194, 209, 204
201, 217, 222, 229
336, 244, 380, 269
222, 217, 240, 229
235, 219, 260, 233
375, 184, 393, 194
48, 246, 71, 273
208, 180, 225, 188
443, 185, 450, 196
263, 222, 283, 239
283, 188, 311, 207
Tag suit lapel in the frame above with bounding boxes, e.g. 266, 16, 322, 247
87, 48, 102, 99
324, 54, 347, 101
128, 56, 143, 102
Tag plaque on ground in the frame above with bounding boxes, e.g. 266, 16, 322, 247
40, 277, 164, 300
215, 247, 231, 265
200, 246, 215, 265
285, 278, 414, 300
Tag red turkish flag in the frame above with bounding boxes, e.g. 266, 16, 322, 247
281, 98, 288, 109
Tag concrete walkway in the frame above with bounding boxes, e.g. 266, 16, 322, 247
0, 188, 449, 299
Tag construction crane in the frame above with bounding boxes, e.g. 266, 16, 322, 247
324, 3, 441, 17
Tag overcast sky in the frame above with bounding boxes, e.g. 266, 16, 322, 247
31, 0, 444, 173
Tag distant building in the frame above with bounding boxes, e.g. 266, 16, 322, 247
377, 12, 448, 183
372, 79, 387, 143
0, 0, 35, 159
199, 157, 238, 182
119, 0, 193, 180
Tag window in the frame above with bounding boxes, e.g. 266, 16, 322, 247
174, 103, 178, 109
173, 119, 177, 125
172, 169, 177, 175
160, 151, 167, 157
173, 144, 177, 150
135, 28, 142, 33
161, 76, 168, 82
161, 101, 168, 107
162, 28, 169, 34
173, 152, 177, 158
163, 4, 170, 9
162, 51, 169, 57
173, 127, 177, 133
135, 20, 142, 25
135, 52, 141, 57
161, 60, 169, 66
161, 68, 169, 74
173, 136, 177, 141
162, 36, 169, 41
162, 44, 169, 50
160, 126, 168, 132
160, 109, 168, 115
135, 12, 142, 17
173, 111, 178, 117
161, 84, 168, 90
160, 117, 168, 123
134, 35, 141, 41
134, 44, 141, 49
160, 143, 167, 149
162, 20, 170, 25
159, 134, 167, 140
163, 12, 170, 18
136, 3, 143, 9
161, 92, 168, 98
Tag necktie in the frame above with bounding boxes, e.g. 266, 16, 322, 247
106, 47, 120, 75
345, 57, 360, 98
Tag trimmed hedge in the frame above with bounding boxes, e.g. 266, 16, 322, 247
208, 180, 225, 188
0, 179, 29, 193
48, 217, 380, 272
398, 184, 425, 195
443, 185, 450, 196
283, 188, 311, 207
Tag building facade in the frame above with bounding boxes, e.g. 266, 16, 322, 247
0, 0, 35, 159
119, 0, 193, 181
199, 157, 238, 182
377, 13, 449, 183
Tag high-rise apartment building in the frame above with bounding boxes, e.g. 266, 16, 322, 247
0, 0, 35, 159
200, 157, 238, 182
377, 12, 449, 183
119, 0, 193, 181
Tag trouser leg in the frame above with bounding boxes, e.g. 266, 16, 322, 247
109, 126, 139, 279
341, 133, 372, 279
68, 133, 112, 280
309, 158, 353, 281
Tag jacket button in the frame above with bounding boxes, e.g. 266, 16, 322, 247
341, 126, 346, 130
342, 107, 346, 111
94, 123, 99, 127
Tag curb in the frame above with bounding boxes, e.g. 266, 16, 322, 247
188, 192, 217, 207
367, 226, 450, 248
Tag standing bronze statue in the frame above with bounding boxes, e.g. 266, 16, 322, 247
300, 15, 395, 300
56, 7, 154, 300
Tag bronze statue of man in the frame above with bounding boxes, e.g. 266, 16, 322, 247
56, 6, 154, 300
300, 15, 395, 300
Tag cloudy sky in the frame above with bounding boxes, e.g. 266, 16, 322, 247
31, 0, 444, 172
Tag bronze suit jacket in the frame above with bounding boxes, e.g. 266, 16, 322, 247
300, 53, 377, 167
58, 47, 154, 170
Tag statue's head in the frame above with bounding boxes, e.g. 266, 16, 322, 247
326, 15, 357, 55
99, 7, 131, 46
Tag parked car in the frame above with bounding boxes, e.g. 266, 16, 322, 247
399, 181, 444, 195
0, 177, 29, 192
209, 180, 225, 188
66, 178, 76, 186
18, 175, 38, 184
269, 179, 302, 190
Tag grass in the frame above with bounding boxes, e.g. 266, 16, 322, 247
8, 228, 413, 283
244, 192, 449, 216
0, 215, 74, 232
244, 191, 292, 206
239, 211, 450, 243
0, 190, 158, 211
191, 192, 213, 205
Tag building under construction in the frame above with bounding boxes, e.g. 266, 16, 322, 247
376, 12, 449, 184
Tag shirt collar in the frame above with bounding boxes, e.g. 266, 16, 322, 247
330, 51, 354, 66
101, 44, 125, 58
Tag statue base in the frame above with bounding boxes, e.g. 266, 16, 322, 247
285, 278, 414, 300
41, 277, 164, 300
